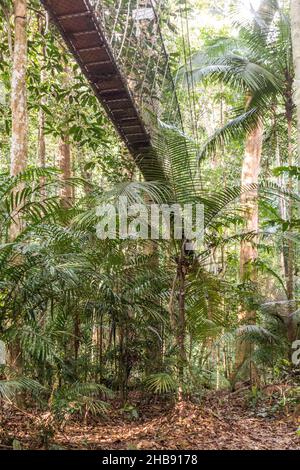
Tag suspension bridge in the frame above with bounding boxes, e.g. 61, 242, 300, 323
40, 0, 183, 177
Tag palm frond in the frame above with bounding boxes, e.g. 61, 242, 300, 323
145, 373, 177, 394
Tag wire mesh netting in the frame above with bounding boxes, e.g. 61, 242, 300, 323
89, 0, 183, 134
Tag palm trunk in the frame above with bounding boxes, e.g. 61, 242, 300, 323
235, 120, 264, 381
144, 210, 163, 374
38, 23, 46, 198
38, 107, 46, 170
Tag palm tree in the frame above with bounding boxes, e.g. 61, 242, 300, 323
291, 0, 300, 159
181, 0, 295, 378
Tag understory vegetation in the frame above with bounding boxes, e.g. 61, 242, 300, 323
0, 0, 299, 450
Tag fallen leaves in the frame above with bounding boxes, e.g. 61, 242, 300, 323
0, 389, 299, 450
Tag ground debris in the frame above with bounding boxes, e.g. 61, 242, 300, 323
0, 391, 299, 450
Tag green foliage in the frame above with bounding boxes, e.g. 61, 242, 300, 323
0, 1, 298, 427
51, 382, 113, 422
0, 371, 45, 401
145, 373, 178, 394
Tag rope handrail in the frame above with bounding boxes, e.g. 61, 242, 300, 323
89, 0, 183, 133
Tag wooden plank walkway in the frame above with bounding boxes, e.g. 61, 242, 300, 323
40, 0, 152, 158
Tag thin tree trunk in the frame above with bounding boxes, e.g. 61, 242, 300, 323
285, 84, 297, 342
290, 0, 300, 343
276, 136, 289, 284
38, 104, 46, 198
58, 68, 72, 207
177, 244, 188, 403
58, 134, 72, 207
291, 0, 300, 158
10, 0, 28, 240
10, 0, 28, 177
235, 120, 264, 381
37, 19, 46, 197
8, 0, 28, 388
99, 314, 103, 382
38, 107, 46, 170
286, 117, 294, 303
74, 311, 80, 363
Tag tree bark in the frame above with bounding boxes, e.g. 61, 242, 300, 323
10, 0, 28, 178
10, 0, 28, 242
38, 104, 46, 197
235, 120, 264, 381
8, 0, 28, 385
232, 0, 278, 385
58, 134, 72, 207
9, 3, 28, 248
38, 107, 46, 170
236, 0, 277, 377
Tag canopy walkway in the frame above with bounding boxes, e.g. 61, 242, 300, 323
40, 0, 182, 175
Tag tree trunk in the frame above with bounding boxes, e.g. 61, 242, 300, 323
58, 134, 72, 207
177, 248, 187, 402
10, 0, 28, 240
234, 0, 277, 380
291, 0, 300, 158
144, 220, 163, 375
8, 0, 28, 386
38, 107, 46, 170
235, 120, 264, 381
10, 0, 28, 178
38, 19, 46, 198
291, 1, 300, 340
58, 67, 72, 208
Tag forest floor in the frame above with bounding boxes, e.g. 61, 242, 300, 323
1, 388, 299, 450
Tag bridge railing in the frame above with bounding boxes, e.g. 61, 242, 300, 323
89, 0, 182, 135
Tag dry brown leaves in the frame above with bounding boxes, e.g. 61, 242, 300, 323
0, 389, 299, 450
